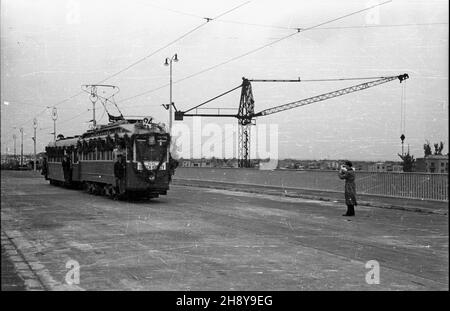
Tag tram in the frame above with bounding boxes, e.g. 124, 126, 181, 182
44, 117, 175, 199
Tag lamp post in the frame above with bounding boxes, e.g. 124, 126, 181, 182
164, 53, 178, 134
20, 127, 23, 167
13, 134, 17, 162
400, 134, 405, 156
51, 106, 58, 141
33, 118, 38, 171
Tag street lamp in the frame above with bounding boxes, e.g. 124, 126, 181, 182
20, 127, 24, 167
33, 118, 38, 171
164, 53, 178, 134
50, 106, 58, 141
12, 134, 17, 161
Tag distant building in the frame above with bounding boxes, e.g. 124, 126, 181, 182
368, 162, 387, 172
417, 155, 448, 173
368, 162, 403, 172
320, 160, 340, 170
306, 161, 320, 169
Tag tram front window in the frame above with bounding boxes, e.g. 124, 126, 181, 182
134, 137, 167, 170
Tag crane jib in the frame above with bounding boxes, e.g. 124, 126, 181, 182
254, 74, 409, 118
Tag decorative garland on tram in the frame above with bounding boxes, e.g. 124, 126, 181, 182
45, 132, 172, 183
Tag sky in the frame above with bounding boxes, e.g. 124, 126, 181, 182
1, 0, 448, 161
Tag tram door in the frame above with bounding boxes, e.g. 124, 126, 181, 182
113, 148, 127, 193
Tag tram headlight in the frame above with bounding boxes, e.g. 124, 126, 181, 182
148, 172, 155, 181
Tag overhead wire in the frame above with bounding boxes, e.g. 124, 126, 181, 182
7, 0, 436, 132
118, 0, 394, 105
13, 107, 49, 129
144, 1, 447, 31
97, 107, 107, 124
7, 2, 445, 133
95, 0, 252, 85
7, 1, 252, 136
144, 2, 293, 30
30, 19, 448, 115
37, 109, 91, 134
309, 22, 448, 31
2, 109, 90, 149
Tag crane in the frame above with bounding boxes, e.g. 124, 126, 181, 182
175, 73, 409, 167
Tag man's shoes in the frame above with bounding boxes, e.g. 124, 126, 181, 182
342, 213, 355, 216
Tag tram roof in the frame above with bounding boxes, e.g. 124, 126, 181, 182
47, 136, 80, 148
81, 119, 168, 139
47, 119, 168, 146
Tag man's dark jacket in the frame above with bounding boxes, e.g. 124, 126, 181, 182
114, 160, 125, 179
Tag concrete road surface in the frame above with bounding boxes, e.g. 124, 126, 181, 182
1, 170, 448, 290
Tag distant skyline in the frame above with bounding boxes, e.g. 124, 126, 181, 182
1, 0, 448, 161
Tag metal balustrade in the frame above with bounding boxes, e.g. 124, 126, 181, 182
175, 167, 448, 202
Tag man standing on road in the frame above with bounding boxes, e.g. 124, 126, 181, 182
114, 153, 126, 199
62, 154, 72, 186
338, 160, 357, 216
41, 156, 48, 180
168, 153, 178, 182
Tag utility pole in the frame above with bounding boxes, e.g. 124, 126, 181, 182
164, 53, 178, 134
33, 118, 38, 171
88, 85, 98, 128
51, 107, 57, 141
20, 127, 23, 167
92, 98, 96, 128
4, 144, 8, 164
169, 59, 172, 133
13, 134, 16, 161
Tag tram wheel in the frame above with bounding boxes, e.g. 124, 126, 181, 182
104, 184, 112, 197
92, 183, 99, 195
86, 182, 94, 194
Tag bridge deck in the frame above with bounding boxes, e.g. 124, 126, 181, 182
1, 170, 448, 290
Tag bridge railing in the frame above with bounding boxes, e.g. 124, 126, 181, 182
174, 167, 448, 202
